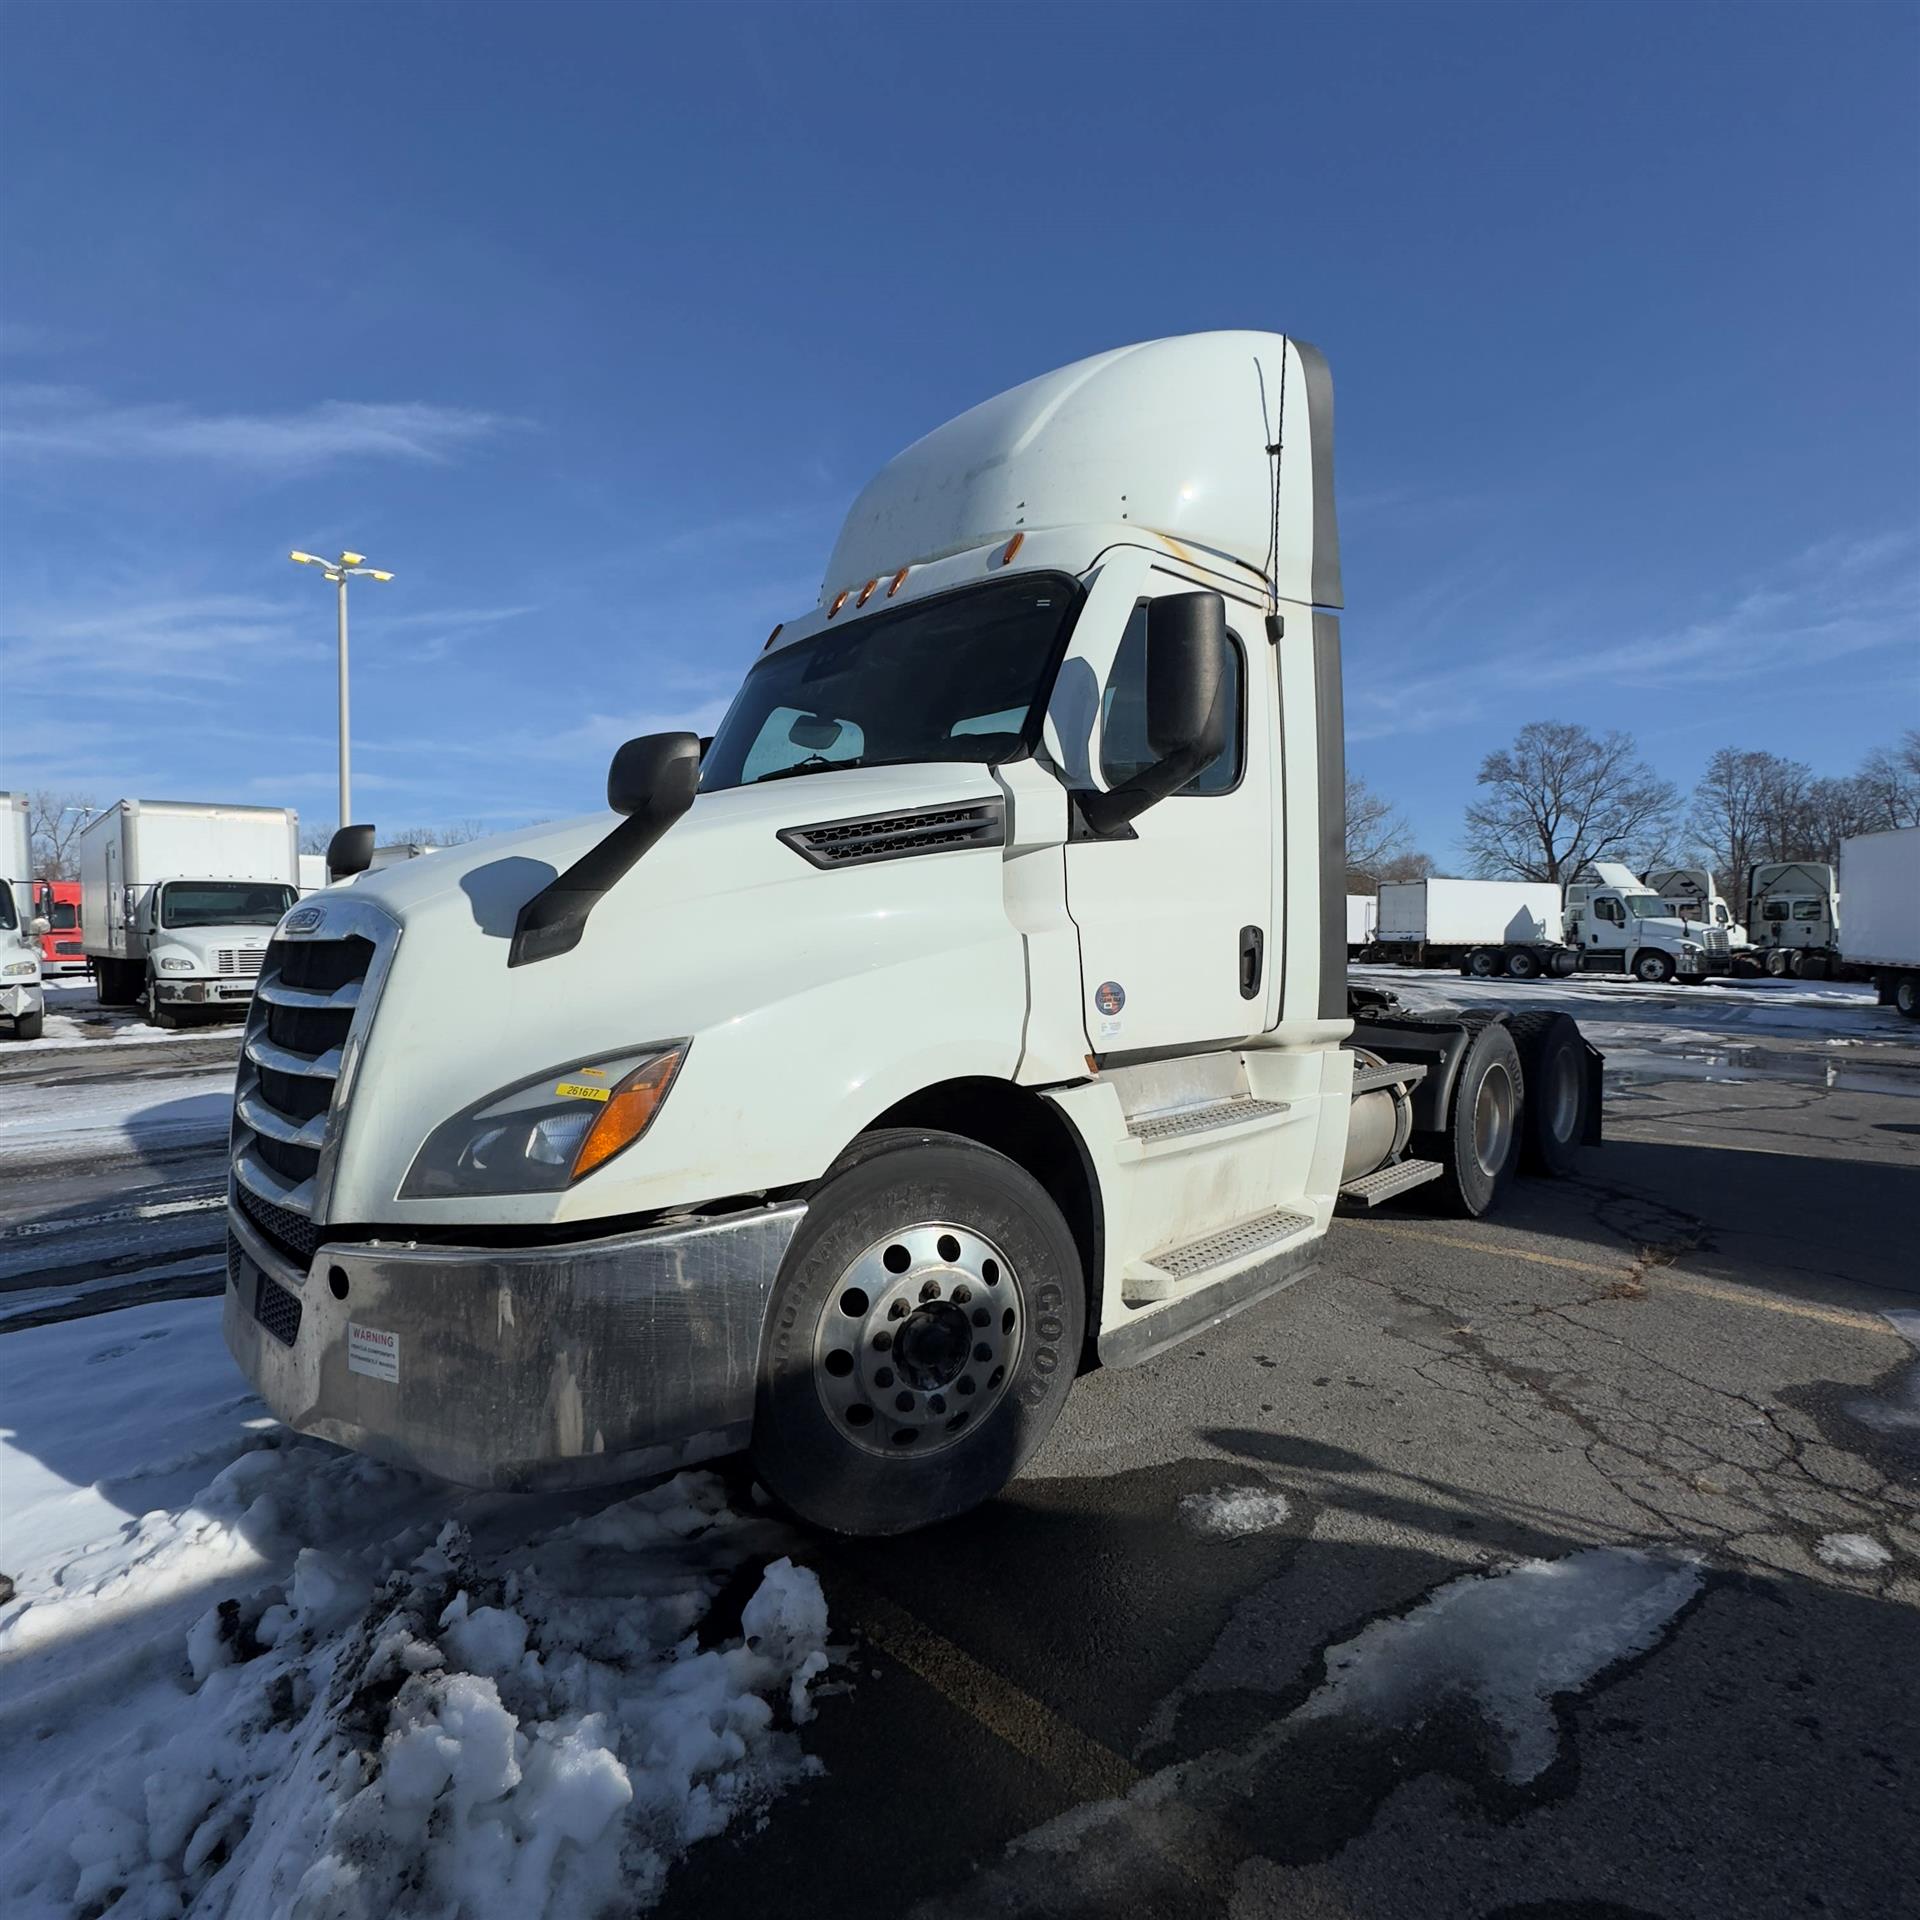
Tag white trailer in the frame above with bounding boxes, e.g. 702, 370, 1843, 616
1371, 878, 1564, 962
0, 790, 44, 1040
299, 854, 330, 895
80, 800, 300, 1026
1345, 893, 1374, 953
1839, 826, 1920, 1018
220, 330, 1605, 1536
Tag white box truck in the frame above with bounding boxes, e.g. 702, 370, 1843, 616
1372, 878, 1563, 965
220, 330, 1604, 1536
1345, 893, 1374, 953
1839, 826, 1920, 1017
80, 801, 300, 1027
1, 790, 45, 1041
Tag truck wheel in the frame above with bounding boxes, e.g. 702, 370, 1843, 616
1896, 975, 1919, 1019
1633, 951, 1675, 985
1418, 1021, 1523, 1218
12, 1009, 43, 1043
1764, 948, 1789, 977
1466, 948, 1501, 978
142, 976, 179, 1030
1505, 947, 1541, 979
752, 1130, 1085, 1536
1504, 1011, 1587, 1176
1799, 953, 1829, 981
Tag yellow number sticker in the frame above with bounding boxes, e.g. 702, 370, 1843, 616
554, 1080, 611, 1103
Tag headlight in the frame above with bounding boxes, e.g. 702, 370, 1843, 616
3, 961, 37, 977
159, 957, 193, 973
400, 1044, 688, 1198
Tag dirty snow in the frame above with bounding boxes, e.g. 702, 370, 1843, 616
1813, 1533, 1893, 1572
0, 1299, 836, 1919
1177, 1486, 1293, 1538
1293, 1547, 1705, 1782
0, 1070, 232, 1166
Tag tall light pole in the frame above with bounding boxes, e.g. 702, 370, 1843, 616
291, 550, 393, 827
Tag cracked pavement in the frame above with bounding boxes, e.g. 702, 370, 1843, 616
663, 998, 1920, 1920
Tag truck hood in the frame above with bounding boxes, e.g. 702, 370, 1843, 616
313, 760, 1031, 1225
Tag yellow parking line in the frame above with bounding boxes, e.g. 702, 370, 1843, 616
1344, 1219, 1898, 1337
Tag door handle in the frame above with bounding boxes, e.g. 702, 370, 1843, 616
1239, 925, 1264, 1000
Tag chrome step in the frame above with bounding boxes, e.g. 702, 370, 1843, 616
1127, 1096, 1290, 1145
1350, 1061, 1428, 1097
1338, 1158, 1443, 1209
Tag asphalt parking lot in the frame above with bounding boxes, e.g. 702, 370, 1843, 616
661, 1002, 1920, 1920
3, 978, 1916, 1918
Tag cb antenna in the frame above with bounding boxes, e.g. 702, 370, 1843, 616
1258, 338, 1289, 645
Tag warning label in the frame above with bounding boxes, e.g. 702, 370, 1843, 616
347, 1322, 400, 1384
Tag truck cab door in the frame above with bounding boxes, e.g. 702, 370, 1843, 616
1049, 560, 1273, 1056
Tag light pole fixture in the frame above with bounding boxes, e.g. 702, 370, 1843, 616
291, 549, 393, 827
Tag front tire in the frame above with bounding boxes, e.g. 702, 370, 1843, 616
12, 1009, 43, 1042
1634, 951, 1675, 984
752, 1130, 1085, 1536
143, 975, 179, 1030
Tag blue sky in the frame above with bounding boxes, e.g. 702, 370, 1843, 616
3, 1, 1915, 863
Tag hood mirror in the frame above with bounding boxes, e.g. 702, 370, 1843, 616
327, 824, 376, 880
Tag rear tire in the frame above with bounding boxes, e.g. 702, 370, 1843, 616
1504, 1011, 1588, 1177
752, 1130, 1085, 1536
1895, 974, 1920, 1020
1418, 1022, 1523, 1218
1466, 947, 1501, 978
1505, 946, 1541, 980
1799, 952, 1829, 981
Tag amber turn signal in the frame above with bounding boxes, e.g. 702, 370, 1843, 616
571, 1048, 687, 1180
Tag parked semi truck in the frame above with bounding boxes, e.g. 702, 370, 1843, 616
1746, 861, 1841, 977
80, 801, 300, 1027
2, 791, 46, 1041
1839, 827, 1920, 1017
221, 330, 1603, 1536
1643, 866, 1749, 951
32, 880, 86, 975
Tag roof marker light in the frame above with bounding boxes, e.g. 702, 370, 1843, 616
764, 622, 784, 652
856, 578, 878, 608
829, 589, 849, 618
999, 531, 1024, 566
887, 567, 909, 597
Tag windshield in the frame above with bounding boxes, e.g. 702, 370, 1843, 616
159, 881, 297, 929
700, 575, 1084, 792
0, 887, 16, 933
1622, 894, 1667, 919
48, 900, 79, 930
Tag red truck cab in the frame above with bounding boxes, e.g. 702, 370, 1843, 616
33, 880, 86, 974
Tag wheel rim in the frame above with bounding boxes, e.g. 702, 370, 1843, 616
812, 1222, 1022, 1459
1637, 957, 1664, 981
1543, 1047, 1581, 1142
1898, 980, 1917, 1014
1472, 1061, 1516, 1177
1471, 952, 1495, 976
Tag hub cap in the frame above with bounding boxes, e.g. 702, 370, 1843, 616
1472, 1061, 1516, 1177
1543, 1048, 1581, 1142
812, 1222, 1022, 1458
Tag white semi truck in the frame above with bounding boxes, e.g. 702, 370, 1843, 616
221, 331, 1604, 1536
1, 790, 46, 1042
1367, 868, 1723, 983
1643, 866, 1749, 951
1838, 826, 1920, 1017
1746, 861, 1841, 977
80, 801, 300, 1027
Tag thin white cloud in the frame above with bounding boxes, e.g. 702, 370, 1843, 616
1, 388, 514, 469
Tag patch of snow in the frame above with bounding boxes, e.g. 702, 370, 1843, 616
1295, 1547, 1704, 1782
0, 1071, 231, 1167
1813, 1533, 1892, 1572
1177, 1486, 1292, 1538
0, 1299, 837, 1918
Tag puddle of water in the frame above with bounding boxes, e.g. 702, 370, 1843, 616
1605, 1045, 1920, 1098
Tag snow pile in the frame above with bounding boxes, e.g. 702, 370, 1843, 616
1295, 1546, 1704, 1782
1813, 1533, 1893, 1573
1, 1302, 837, 1920
1177, 1486, 1292, 1538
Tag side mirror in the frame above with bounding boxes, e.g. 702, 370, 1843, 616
1080, 592, 1231, 834
510, 732, 702, 967
29, 915, 50, 938
327, 824, 376, 880
608, 731, 703, 818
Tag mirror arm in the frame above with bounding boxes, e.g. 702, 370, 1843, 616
1076, 742, 1214, 836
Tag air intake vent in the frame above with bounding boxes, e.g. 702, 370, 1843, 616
779, 798, 1006, 870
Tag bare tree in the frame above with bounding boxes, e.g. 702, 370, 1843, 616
1463, 722, 1677, 884
1343, 774, 1428, 890
1373, 849, 1436, 885
300, 818, 488, 854
1688, 748, 1783, 916
27, 791, 100, 879
1857, 730, 1920, 829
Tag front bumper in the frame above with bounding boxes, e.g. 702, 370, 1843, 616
158, 977, 259, 1006
223, 1196, 806, 1490
2, 982, 43, 1020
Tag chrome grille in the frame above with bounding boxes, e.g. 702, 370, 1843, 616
778, 799, 1006, 870
216, 947, 267, 976
229, 901, 396, 1265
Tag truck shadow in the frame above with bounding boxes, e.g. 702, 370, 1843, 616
456, 855, 557, 940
